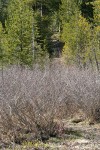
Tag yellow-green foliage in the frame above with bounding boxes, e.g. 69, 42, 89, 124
0, 22, 3, 63
0, 23, 3, 46
62, 14, 91, 65
61, 0, 100, 67
93, 26, 100, 61
0, 22, 6, 64
6, 0, 33, 66
94, 0, 100, 24
22, 140, 49, 149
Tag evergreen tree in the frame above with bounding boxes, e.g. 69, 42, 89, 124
80, 0, 94, 23
0, 22, 3, 65
0, 0, 9, 28
1, 0, 100, 68
60, 0, 93, 68
32, 0, 61, 59
6, 0, 33, 66
91, 0, 100, 70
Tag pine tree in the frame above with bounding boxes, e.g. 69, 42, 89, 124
32, 0, 61, 60
91, 0, 100, 70
6, 0, 34, 66
0, 0, 9, 28
0, 22, 3, 65
60, 0, 93, 68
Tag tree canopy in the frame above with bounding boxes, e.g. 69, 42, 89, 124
0, 0, 100, 69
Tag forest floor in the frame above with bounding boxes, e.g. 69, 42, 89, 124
1, 117, 100, 150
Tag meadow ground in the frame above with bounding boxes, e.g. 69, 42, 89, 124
1, 116, 100, 150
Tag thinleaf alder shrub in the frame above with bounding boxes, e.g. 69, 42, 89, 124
0, 61, 100, 143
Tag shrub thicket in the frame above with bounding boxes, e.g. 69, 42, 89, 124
0, 60, 100, 144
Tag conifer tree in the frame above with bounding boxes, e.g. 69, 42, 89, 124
6, 0, 33, 66
0, 0, 9, 28
32, 0, 61, 60
60, 0, 93, 68
0, 22, 3, 65
91, 0, 100, 70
